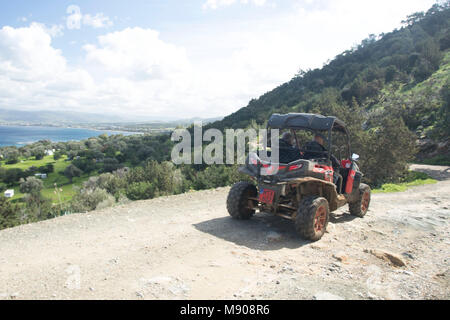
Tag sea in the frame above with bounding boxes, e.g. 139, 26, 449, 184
0, 125, 139, 147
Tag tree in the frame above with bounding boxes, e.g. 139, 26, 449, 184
53, 151, 63, 160
5, 149, 20, 164
101, 158, 121, 173
39, 163, 54, 174
18, 176, 53, 222
32, 147, 45, 160
3, 168, 24, 185
19, 177, 44, 197
0, 196, 18, 230
64, 164, 83, 183
361, 117, 416, 186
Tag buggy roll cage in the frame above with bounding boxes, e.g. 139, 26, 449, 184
265, 113, 352, 164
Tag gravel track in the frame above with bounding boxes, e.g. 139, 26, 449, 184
0, 164, 448, 300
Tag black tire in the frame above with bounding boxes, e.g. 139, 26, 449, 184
349, 183, 371, 217
227, 181, 257, 220
295, 196, 329, 241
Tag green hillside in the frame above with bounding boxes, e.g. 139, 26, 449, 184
209, 2, 450, 145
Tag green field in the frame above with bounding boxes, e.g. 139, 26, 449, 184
372, 171, 437, 193
1, 155, 92, 205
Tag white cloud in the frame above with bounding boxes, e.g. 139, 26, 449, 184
66, 5, 113, 30
203, 0, 267, 10
0, 25, 196, 118
83, 28, 190, 81
0, 0, 438, 120
0, 24, 66, 81
32, 22, 64, 38
0, 23, 93, 112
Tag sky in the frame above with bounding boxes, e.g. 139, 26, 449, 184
0, 0, 438, 121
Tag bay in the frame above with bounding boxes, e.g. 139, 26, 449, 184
0, 125, 138, 147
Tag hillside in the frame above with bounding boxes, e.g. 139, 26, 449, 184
1, 2, 449, 234
208, 3, 450, 159
0, 164, 448, 300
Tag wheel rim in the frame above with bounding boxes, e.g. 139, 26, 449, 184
245, 189, 256, 211
361, 191, 370, 213
314, 205, 327, 233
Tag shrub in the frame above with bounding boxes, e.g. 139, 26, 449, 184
125, 182, 157, 200
64, 164, 83, 183
19, 177, 44, 196
95, 194, 116, 210
0, 196, 18, 230
71, 188, 111, 212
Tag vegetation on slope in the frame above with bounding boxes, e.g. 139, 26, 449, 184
373, 171, 437, 193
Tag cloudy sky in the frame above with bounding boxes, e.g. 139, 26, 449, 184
0, 0, 437, 120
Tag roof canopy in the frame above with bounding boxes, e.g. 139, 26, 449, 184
267, 113, 347, 134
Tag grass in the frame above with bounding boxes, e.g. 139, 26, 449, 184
373, 170, 437, 193
2, 155, 92, 204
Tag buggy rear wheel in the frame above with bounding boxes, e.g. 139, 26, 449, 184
227, 181, 257, 220
349, 183, 371, 217
295, 196, 329, 241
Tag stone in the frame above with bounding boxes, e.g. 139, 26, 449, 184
333, 252, 348, 263
402, 252, 415, 260
366, 249, 406, 267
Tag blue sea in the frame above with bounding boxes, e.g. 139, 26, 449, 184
0, 125, 139, 147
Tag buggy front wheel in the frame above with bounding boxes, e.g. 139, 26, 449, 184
349, 183, 371, 217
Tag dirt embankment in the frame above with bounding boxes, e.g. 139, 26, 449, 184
0, 164, 449, 300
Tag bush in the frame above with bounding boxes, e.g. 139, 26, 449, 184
31, 147, 45, 160
125, 182, 157, 200
18, 195, 54, 223
71, 188, 112, 212
101, 158, 122, 173
358, 117, 417, 187
83, 172, 127, 196
19, 177, 44, 196
0, 196, 18, 229
39, 163, 55, 174
3, 168, 25, 185
95, 194, 116, 210
72, 158, 96, 173
64, 164, 83, 183
53, 151, 63, 160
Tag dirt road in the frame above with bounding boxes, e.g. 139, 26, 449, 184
0, 164, 449, 300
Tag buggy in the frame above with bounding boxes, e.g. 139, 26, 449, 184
226, 113, 371, 241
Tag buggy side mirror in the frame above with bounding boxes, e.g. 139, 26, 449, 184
352, 153, 359, 161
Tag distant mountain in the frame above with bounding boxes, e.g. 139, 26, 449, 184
0, 109, 223, 125
0, 109, 138, 124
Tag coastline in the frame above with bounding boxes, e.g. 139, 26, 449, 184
0, 124, 142, 148
0, 122, 145, 134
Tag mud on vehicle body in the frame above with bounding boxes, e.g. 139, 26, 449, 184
227, 113, 371, 241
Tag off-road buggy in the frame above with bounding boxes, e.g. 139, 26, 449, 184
226, 113, 371, 241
